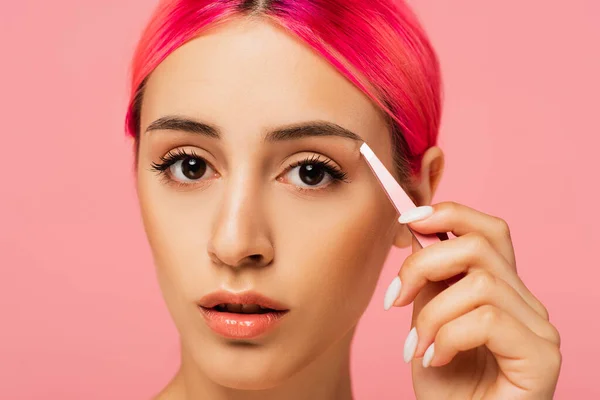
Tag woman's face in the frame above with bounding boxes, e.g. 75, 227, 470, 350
137, 17, 409, 389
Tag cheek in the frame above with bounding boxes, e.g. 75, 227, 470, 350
309, 210, 393, 310
136, 174, 214, 300
274, 185, 397, 323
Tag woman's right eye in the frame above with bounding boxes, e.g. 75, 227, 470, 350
151, 149, 217, 185
169, 157, 214, 183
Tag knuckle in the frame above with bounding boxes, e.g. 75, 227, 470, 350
470, 270, 495, 296
479, 304, 501, 329
543, 343, 563, 373
536, 302, 550, 321
465, 232, 490, 253
546, 324, 562, 347
492, 216, 511, 238
528, 296, 550, 321
550, 347, 563, 370
441, 201, 460, 215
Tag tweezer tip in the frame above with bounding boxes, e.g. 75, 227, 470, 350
359, 142, 375, 161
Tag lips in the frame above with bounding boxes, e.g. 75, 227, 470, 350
197, 291, 289, 339
198, 291, 288, 311
213, 303, 272, 313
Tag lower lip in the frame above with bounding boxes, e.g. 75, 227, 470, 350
199, 307, 288, 339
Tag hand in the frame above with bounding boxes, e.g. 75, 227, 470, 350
385, 201, 562, 399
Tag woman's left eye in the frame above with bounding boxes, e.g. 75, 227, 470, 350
283, 156, 348, 190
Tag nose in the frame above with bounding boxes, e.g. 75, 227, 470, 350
207, 175, 274, 270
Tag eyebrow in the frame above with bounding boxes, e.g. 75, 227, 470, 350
144, 116, 363, 142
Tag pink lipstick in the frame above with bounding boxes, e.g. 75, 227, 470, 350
197, 291, 289, 340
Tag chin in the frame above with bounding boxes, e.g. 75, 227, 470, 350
199, 347, 301, 390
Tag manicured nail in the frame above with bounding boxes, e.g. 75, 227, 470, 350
422, 343, 435, 368
403, 327, 418, 363
384, 276, 402, 311
398, 206, 434, 224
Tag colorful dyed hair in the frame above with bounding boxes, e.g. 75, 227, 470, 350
124, 0, 442, 181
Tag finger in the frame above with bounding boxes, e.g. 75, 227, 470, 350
411, 235, 465, 287
412, 270, 560, 358
395, 232, 550, 320
403, 201, 516, 266
422, 305, 562, 396
396, 232, 519, 306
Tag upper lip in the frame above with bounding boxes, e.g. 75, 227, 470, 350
197, 290, 289, 311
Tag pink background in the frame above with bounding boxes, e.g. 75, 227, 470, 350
1, 1, 598, 398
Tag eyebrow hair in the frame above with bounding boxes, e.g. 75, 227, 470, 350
145, 116, 220, 138
144, 116, 363, 142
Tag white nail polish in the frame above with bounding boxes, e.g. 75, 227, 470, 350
422, 343, 435, 368
398, 206, 434, 224
383, 276, 402, 311
403, 327, 418, 363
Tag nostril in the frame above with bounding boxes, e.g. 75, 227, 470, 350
248, 254, 262, 262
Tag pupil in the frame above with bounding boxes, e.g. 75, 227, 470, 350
182, 158, 206, 180
299, 164, 325, 185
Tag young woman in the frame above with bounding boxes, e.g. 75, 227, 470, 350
124, 0, 562, 398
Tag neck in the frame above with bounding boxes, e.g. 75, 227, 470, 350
157, 330, 355, 400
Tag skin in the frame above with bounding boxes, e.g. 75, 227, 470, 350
135, 16, 561, 400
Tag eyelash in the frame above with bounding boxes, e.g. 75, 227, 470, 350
150, 148, 201, 173
149, 149, 350, 190
286, 154, 349, 183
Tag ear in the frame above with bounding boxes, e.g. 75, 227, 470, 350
392, 146, 445, 249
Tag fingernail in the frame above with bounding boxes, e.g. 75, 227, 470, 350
398, 206, 434, 224
384, 276, 402, 311
403, 327, 418, 363
422, 343, 435, 368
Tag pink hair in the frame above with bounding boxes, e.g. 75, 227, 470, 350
124, 0, 442, 179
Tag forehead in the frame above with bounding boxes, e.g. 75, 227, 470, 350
140, 17, 387, 143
